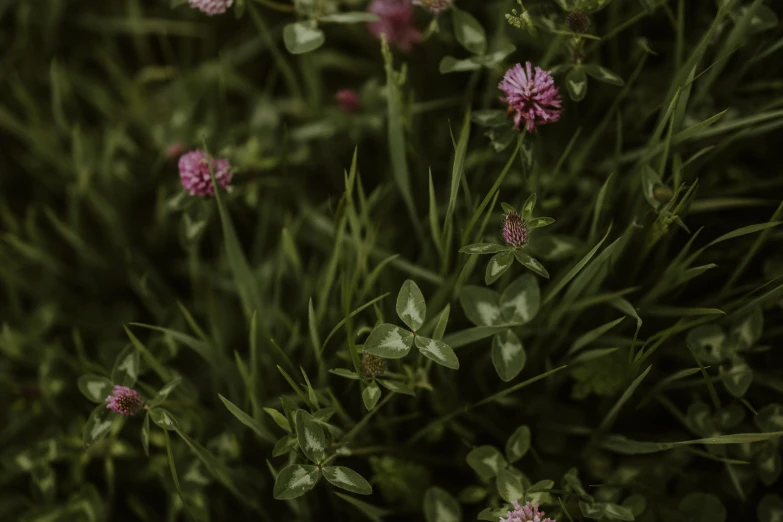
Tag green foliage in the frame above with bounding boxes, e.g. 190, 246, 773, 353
370, 456, 431, 510
2, 0, 783, 520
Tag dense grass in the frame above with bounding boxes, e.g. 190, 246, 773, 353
2, 0, 783, 521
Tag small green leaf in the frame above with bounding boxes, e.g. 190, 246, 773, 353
478, 507, 509, 521
505, 425, 531, 462
319, 12, 380, 23
580, 501, 606, 519
755, 404, 783, 432
527, 234, 581, 261
322, 466, 372, 495
485, 250, 514, 285
526, 217, 555, 229
378, 379, 416, 396
757, 445, 781, 486
566, 67, 588, 102
495, 469, 522, 504
474, 43, 516, 66
513, 250, 549, 279
272, 435, 298, 457
500, 202, 517, 214
521, 194, 536, 220
460, 286, 504, 326
273, 464, 320, 500
31, 464, 56, 503
460, 243, 508, 254
459, 486, 488, 504
622, 495, 647, 516
466, 445, 507, 479
295, 410, 327, 464
722, 357, 753, 398
492, 330, 526, 382
742, 4, 778, 34
77, 374, 113, 403
474, 111, 509, 128
364, 324, 414, 359
583, 64, 625, 86
313, 407, 336, 422
83, 404, 114, 448
150, 408, 181, 431
439, 55, 483, 74
686, 325, 727, 364
362, 382, 382, 411
149, 377, 181, 407
641, 165, 664, 210
329, 368, 360, 380
111, 344, 140, 387
602, 503, 635, 521
424, 487, 463, 522
263, 407, 291, 432
283, 22, 325, 55
486, 126, 517, 152
730, 306, 763, 350
678, 493, 726, 522
219, 394, 273, 441
452, 7, 486, 54
415, 337, 459, 370
500, 274, 541, 324
396, 280, 427, 331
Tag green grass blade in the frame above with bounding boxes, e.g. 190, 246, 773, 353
544, 226, 612, 306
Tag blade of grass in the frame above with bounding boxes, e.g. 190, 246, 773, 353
705, 221, 782, 249
381, 37, 421, 238
601, 431, 783, 455
202, 138, 265, 321
721, 201, 783, 293
461, 140, 520, 246
428, 168, 443, 257
218, 394, 275, 443
443, 108, 472, 251
687, 344, 721, 411
599, 365, 652, 431
319, 292, 390, 357
590, 173, 613, 242
544, 226, 613, 306
408, 365, 567, 444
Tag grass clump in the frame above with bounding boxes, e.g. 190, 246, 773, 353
1, 0, 783, 521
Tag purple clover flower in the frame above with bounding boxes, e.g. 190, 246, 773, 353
499, 62, 562, 132
189, 0, 233, 16
336, 89, 361, 113
502, 211, 528, 248
105, 386, 145, 417
499, 501, 556, 522
367, 0, 422, 52
178, 149, 233, 197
